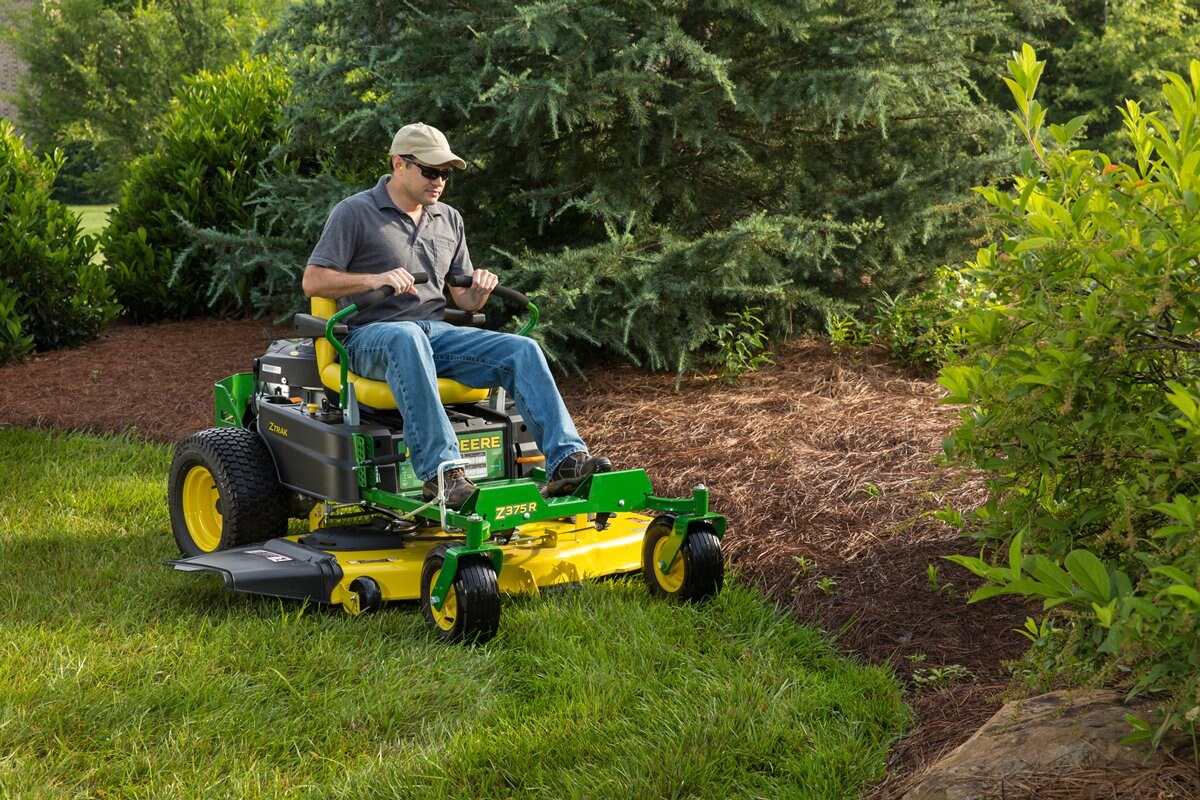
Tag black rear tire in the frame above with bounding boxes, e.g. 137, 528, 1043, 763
642, 516, 725, 602
420, 543, 501, 644
168, 427, 288, 557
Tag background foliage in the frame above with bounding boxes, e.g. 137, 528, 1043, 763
940, 46, 1200, 746
199, 0, 1061, 372
101, 55, 290, 321
0, 121, 117, 363
2, 0, 283, 202
1039, 0, 1200, 155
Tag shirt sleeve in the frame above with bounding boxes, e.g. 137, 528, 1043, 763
307, 200, 357, 271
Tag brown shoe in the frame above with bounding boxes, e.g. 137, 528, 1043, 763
422, 468, 477, 509
546, 452, 612, 496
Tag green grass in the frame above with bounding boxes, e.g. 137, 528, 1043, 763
69, 205, 113, 238
0, 426, 909, 799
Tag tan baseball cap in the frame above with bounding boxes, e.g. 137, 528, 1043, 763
388, 123, 466, 169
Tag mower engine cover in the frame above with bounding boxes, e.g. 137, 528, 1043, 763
256, 339, 322, 399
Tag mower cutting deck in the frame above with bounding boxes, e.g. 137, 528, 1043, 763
166, 278, 725, 643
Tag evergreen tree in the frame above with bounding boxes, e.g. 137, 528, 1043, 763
246, 0, 1058, 372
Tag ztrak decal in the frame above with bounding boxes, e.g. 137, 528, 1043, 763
268, 421, 289, 437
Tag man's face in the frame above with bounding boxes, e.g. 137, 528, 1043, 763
394, 156, 451, 206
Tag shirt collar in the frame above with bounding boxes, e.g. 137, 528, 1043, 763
373, 175, 443, 217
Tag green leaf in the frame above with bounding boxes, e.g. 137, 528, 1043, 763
1064, 550, 1111, 604
1165, 584, 1200, 607
1023, 555, 1073, 598
1012, 236, 1054, 252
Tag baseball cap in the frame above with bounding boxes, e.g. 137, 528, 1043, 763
388, 123, 466, 169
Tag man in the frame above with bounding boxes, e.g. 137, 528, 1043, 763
302, 122, 610, 508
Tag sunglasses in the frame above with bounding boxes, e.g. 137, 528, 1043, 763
403, 158, 452, 181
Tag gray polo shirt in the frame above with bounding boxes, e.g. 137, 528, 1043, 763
307, 175, 474, 326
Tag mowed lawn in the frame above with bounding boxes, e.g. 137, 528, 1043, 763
70, 205, 112, 238
0, 427, 909, 799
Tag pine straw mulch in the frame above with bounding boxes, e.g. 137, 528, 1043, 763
2, 318, 1197, 800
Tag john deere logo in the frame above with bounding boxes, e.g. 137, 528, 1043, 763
268, 421, 288, 437
460, 435, 501, 452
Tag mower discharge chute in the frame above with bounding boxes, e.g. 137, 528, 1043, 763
166, 276, 726, 644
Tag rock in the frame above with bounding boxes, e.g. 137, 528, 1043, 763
901, 689, 1194, 800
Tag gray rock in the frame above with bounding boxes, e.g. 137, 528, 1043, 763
902, 689, 1191, 800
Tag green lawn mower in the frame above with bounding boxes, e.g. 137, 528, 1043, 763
166, 276, 726, 644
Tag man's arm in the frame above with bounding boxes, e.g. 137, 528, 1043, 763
302, 264, 420, 299
449, 269, 498, 312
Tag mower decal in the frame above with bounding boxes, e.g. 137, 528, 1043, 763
459, 435, 501, 452
267, 420, 289, 437
260, 363, 282, 374
461, 451, 488, 479
494, 501, 538, 519
245, 549, 294, 563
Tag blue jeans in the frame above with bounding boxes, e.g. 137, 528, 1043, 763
344, 320, 586, 482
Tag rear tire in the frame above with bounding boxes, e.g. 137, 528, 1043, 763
642, 516, 725, 602
168, 427, 288, 557
420, 544, 501, 644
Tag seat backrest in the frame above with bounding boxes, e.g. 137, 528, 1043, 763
310, 297, 489, 408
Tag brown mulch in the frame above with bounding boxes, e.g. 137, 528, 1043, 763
2, 319, 1196, 799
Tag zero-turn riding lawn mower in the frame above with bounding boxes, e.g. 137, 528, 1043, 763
165, 276, 726, 644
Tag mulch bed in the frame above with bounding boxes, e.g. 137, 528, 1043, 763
3, 318, 1195, 799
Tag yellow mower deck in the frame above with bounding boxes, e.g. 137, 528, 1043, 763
326, 513, 650, 611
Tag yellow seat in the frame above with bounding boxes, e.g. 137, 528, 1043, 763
311, 297, 489, 409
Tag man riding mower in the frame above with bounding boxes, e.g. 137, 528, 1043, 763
166, 278, 726, 644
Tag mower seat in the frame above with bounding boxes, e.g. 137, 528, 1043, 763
310, 296, 489, 409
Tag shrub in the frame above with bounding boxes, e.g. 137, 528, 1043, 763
0, 281, 34, 365
499, 214, 867, 375
102, 54, 290, 321
941, 46, 1200, 748
0, 121, 116, 362
868, 264, 981, 373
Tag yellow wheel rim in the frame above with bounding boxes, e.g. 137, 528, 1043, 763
181, 466, 223, 552
652, 536, 685, 593
428, 569, 459, 632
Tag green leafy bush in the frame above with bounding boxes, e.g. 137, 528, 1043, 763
0, 121, 115, 362
868, 265, 980, 373
710, 308, 775, 384
9, 0, 284, 201
0, 281, 34, 365
102, 54, 289, 321
941, 46, 1200, 748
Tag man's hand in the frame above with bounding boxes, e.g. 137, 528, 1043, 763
379, 267, 420, 296
451, 269, 497, 312
302, 264, 420, 298
471, 269, 499, 295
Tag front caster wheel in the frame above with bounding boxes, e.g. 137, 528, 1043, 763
643, 516, 725, 602
347, 577, 383, 615
420, 544, 501, 644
